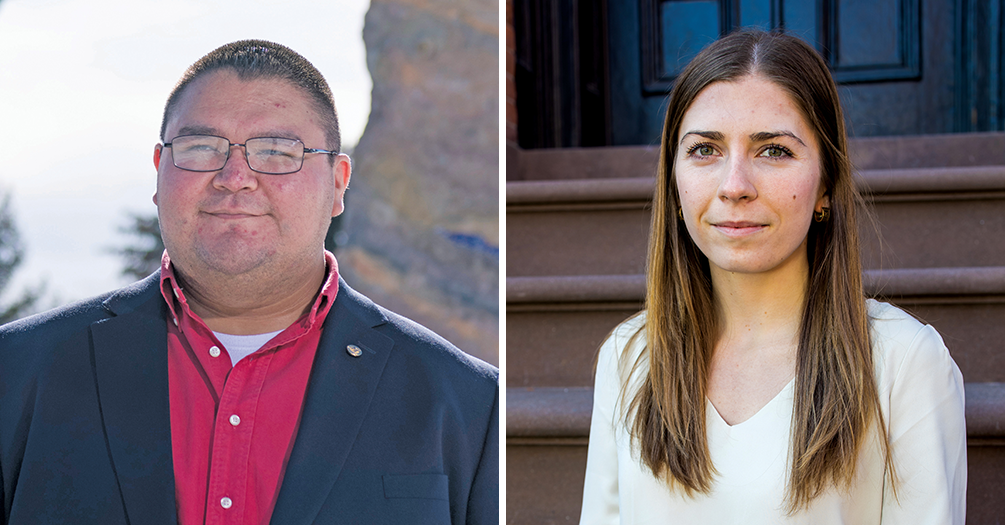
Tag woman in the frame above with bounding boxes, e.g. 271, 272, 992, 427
580, 30, 966, 523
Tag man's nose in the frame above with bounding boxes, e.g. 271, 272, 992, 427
213, 145, 259, 193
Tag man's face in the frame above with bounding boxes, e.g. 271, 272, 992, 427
153, 69, 350, 282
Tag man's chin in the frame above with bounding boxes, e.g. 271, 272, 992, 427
191, 245, 275, 278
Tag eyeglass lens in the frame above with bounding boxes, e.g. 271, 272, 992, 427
169, 135, 305, 174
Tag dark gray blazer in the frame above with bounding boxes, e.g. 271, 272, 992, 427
0, 273, 498, 524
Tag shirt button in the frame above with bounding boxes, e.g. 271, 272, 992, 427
229, 414, 241, 426
220, 497, 232, 509
209, 346, 221, 358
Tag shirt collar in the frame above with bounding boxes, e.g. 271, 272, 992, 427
159, 250, 340, 334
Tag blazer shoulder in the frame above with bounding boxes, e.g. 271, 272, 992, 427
383, 305, 497, 380
1, 291, 113, 345
0, 273, 161, 369
336, 279, 498, 389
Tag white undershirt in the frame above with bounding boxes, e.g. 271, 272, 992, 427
213, 330, 284, 367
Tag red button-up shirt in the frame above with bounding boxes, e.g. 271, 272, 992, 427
160, 251, 339, 525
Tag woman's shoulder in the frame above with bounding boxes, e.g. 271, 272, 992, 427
613, 311, 647, 338
595, 311, 648, 383
866, 298, 959, 388
866, 298, 941, 349
600, 312, 647, 357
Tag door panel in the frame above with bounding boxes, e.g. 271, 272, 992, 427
609, 0, 1002, 145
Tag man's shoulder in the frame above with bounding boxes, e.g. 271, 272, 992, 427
380, 302, 498, 379
0, 274, 161, 350
335, 280, 498, 387
1, 290, 112, 343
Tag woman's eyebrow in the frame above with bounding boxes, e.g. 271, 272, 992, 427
750, 130, 806, 147
679, 130, 723, 145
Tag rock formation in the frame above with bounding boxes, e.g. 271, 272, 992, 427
336, 0, 499, 364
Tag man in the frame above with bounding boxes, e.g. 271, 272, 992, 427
0, 40, 498, 524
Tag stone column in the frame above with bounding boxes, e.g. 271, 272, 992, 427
336, 0, 499, 364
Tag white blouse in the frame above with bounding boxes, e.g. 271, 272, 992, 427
580, 300, 967, 524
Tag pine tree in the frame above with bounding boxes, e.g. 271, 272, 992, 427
115, 212, 164, 280
0, 191, 43, 324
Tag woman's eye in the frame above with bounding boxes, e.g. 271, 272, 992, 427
687, 143, 716, 157
760, 145, 792, 158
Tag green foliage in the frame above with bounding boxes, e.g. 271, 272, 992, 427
115, 213, 164, 280
0, 191, 43, 324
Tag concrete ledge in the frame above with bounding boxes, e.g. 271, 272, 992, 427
867, 267, 1005, 296
507, 165, 1005, 205
506, 177, 653, 205
514, 145, 659, 182
858, 165, 1005, 195
507, 387, 594, 438
967, 382, 1005, 438
507, 383, 1005, 441
510, 132, 1005, 182
507, 275, 645, 303
507, 267, 1005, 305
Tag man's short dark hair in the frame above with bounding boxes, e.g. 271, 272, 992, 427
160, 39, 341, 153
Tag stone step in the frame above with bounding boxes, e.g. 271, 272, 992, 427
507, 165, 1005, 277
506, 383, 1005, 525
507, 267, 1005, 388
508, 132, 1005, 182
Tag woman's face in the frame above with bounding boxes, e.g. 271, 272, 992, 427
674, 74, 829, 277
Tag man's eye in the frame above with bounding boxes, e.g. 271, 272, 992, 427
178, 143, 221, 155
259, 149, 291, 157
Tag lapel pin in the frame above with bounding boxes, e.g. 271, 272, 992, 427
346, 344, 363, 357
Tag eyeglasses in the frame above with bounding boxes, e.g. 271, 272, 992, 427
162, 134, 338, 175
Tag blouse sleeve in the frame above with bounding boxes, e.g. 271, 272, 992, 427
880, 322, 967, 524
579, 323, 635, 525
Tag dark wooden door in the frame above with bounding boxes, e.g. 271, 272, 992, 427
608, 0, 1004, 145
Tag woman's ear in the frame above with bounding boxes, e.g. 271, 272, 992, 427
816, 192, 831, 213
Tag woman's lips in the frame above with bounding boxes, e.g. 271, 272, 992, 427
712, 221, 766, 237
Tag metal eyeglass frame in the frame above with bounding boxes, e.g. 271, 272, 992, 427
162, 134, 339, 175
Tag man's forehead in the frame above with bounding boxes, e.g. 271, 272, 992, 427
174, 123, 304, 142
180, 69, 307, 102
165, 71, 319, 135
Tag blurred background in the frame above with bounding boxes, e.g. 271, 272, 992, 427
0, 0, 499, 364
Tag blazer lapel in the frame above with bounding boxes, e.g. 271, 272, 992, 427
270, 280, 394, 524
90, 274, 177, 525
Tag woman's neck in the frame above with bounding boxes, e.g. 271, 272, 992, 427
710, 250, 809, 350
705, 250, 810, 425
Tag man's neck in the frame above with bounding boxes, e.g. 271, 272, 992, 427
174, 260, 327, 335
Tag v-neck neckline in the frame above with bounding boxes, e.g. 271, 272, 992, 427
707, 377, 796, 429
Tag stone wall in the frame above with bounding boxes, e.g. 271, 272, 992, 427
337, 0, 499, 364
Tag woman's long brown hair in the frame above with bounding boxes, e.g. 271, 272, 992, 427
623, 29, 893, 511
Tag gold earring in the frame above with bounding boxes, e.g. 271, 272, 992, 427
813, 207, 830, 222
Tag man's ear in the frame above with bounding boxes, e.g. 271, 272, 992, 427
331, 153, 352, 217
153, 144, 162, 206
